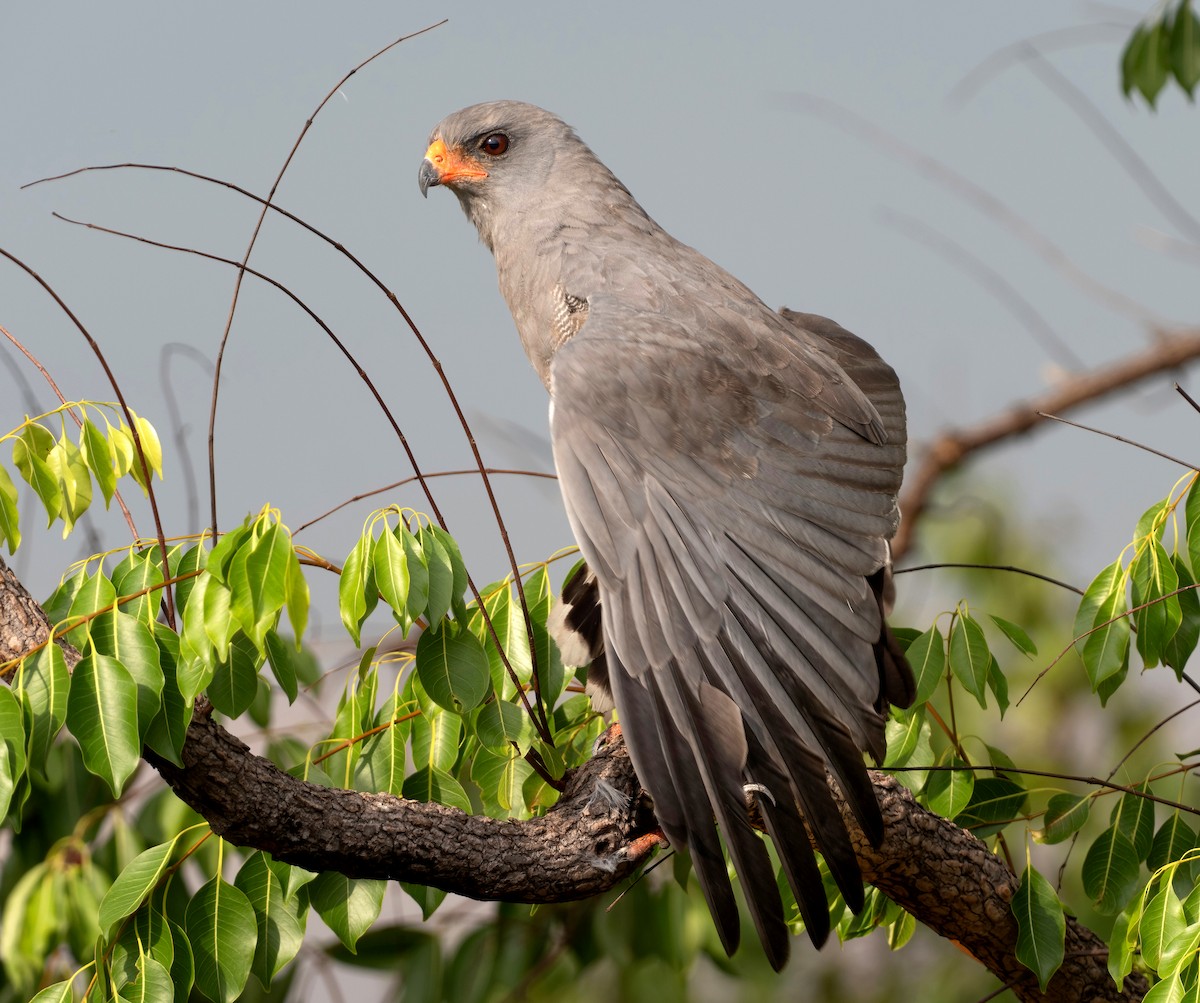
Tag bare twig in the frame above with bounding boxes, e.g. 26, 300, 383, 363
894, 326, 1200, 559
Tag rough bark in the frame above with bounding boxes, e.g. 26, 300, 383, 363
0, 554, 1148, 1001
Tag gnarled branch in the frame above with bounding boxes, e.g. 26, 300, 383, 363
0, 555, 1147, 1001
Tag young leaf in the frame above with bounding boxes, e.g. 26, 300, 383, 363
337, 533, 377, 647
948, 612, 990, 708
0, 464, 19, 553
1075, 560, 1131, 690
1165, 555, 1200, 675
66, 652, 141, 797
410, 709, 462, 774
402, 525, 430, 624
111, 548, 166, 626
184, 876, 258, 1003
417, 525, 455, 627
79, 418, 117, 506
1012, 865, 1065, 991
12, 436, 61, 527
1142, 880, 1186, 971
471, 583, 533, 700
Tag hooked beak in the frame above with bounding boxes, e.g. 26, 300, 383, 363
419, 138, 488, 197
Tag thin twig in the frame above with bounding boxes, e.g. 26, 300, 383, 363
49, 212, 552, 744
895, 561, 1083, 596
294, 467, 557, 535
1037, 411, 1200, 469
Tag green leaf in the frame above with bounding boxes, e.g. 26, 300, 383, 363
0, 464, 19, 552
418, 525, 455, 627
1143, 880, 1187, 971
111, 548, 166, 626
89, 610, 163, 742
986, 654, 1009, 718
0, 684, 26, 818
1012, 865, 1065, 991
1122, 23, 1151, 97
1165, 555, 1200, 675
523, 565, 565, 705
1110, 786, 1155, 862
167, 916, 196, 1000
0, 739, 11, 822
1132, 540, 1181, 668
1082, 826, 1142, 915
989, 614, 1037, 657
1160, 920, 1200, 979
66, 652, 141, 797
1107, 903, 1138, 985
471, 582, 533, 701
67, 568, 117, 644
355, 695, 407, 796
185, 876, 258, 1003
120, 955, 174, 1003
309, 874, 384, 953
471, 749, 534, 816
373, 525, 411, 627
400, 882, 448, 922
28, 981, 74, 1003
416, 620, 491, 713
425, 525, 469, 619
338, 532, 377, 647
411, 709, 463, 774
284, 544, 309, 643
264, 629, 300, 703
924, 759, 974, 819
12, 435, 61, 526
1137, 19, 1174, 106
178, 574, 216, 701
1173, 4, 1200, 95
1037, 792, 1092, 844
1149, 814, 1199, 873
1075, 560, 1131, 689
245, 523, 290, 635
17, 641, 69, 768
174, 542, 208, 619
208, 521, 251, 586
98, 841, 176, 933
206, 632, 263, 719
475, 697, 535, 754
883, 708, 925, 768
402, 526, 430, 624
234, 851, 307, 989
402, 766, 472, 813
948, 612, 990, 707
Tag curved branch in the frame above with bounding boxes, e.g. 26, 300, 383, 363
894, 326, 1200, 560
0, 555, 1146, 1001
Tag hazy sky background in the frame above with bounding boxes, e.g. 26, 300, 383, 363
6, 2, 1199, 614
4, 4, 1199, 998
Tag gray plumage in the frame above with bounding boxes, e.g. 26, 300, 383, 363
420, 101, 913, 970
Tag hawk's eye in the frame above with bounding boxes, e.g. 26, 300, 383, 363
479, 133, 509, 156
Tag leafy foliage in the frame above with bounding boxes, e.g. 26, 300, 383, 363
1124, 0, 1200, 106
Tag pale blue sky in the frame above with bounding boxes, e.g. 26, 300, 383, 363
4, 1, 1199, 616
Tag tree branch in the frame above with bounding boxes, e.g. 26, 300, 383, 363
0, 556, 1147, 1000
894, 326, 1200, 560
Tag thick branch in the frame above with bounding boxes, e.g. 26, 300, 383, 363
894, 326, 1200, 560
0, 556, 1146, 1000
